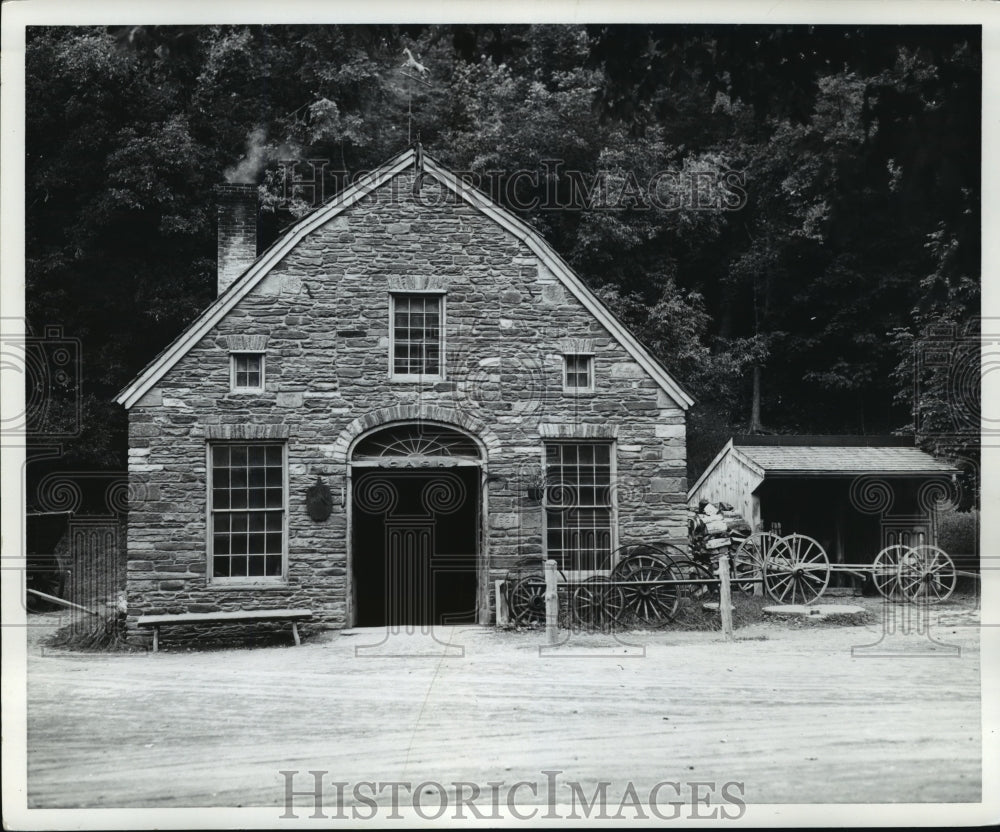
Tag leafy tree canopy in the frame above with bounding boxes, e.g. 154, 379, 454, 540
25, 24, 980, 500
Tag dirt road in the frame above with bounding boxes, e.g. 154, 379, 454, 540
24, 607, 981, 811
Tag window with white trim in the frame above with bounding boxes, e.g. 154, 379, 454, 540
390, 293, 443, 379
563, 354, 594, 392
544, 442, 614, 571
231, 352, 264, 392
210, 443, 285, 580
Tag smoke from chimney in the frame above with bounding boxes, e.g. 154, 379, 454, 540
224, 126, 303, 184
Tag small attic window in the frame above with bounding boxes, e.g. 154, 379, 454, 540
390, 292, 445, 380
231, 352, 264, 392
563, 354, 594, 392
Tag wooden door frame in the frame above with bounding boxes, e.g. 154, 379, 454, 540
347, 458, 485, 627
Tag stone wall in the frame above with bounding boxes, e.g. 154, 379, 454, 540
126, 169, 688, 641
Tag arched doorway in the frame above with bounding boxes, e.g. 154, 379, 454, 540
350, 423, 482, 627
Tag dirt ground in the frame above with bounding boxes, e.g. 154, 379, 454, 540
22, 597, 982, 812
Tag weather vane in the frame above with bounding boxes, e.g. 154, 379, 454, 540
400, 47, 431, 145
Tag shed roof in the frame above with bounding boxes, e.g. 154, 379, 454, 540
687, 437, 957, 502
735, 445, 958, 476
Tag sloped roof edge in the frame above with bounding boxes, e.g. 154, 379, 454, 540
115, 147, 693, 410
686, 439, 765, 502
115, 149, 417, 408
422, 156, 693, 410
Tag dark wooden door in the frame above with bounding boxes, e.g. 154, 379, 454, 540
352, 468, 478, 627
384, 520, 433, 628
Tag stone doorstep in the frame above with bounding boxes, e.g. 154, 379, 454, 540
762, 604, 866, 619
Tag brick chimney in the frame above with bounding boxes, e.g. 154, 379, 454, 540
216, 184, 259, 295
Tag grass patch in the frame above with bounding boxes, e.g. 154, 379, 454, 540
667, 591, 769, 631
761, 607, 877, 628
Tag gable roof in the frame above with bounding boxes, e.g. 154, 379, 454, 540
115, 148, 694, 410
687, 437, 956, 501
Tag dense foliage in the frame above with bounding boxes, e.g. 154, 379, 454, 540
25, 24, 980, 501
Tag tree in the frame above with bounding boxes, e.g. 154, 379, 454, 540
24, 24, 981, 492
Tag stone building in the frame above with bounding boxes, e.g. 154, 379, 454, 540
115, 147, 693, 634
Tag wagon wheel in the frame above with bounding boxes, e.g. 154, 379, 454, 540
610, 543, 675, 574
571, 576, 625, 630
611, 549, 672, 579
732, 531, 780, 594
668, 558, 718, 601
763, 534, 830, 605
506, 574, 547, 625
871, 544, 911, 600
898, 545, 957, 603
615, 557, 680, 626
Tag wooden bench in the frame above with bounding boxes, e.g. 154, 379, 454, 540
136, 608, 313, 652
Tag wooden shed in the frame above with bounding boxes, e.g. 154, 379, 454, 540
687, 436, 958, 568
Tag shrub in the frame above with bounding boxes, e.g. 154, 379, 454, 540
937, 508, 978, 556
937, 509, 979, 584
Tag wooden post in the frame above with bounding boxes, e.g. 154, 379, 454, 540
717, 552, 734, 641
544, 559, 559, 646
495, 580, 509, 627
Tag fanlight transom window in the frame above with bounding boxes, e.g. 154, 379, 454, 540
352, 424, 481, 462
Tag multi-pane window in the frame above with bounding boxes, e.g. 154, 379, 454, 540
391, 294, 443, 378
544, 442, 614, 571
210, 443, 284, 579
231, 353, 264, 391
563, 354, 594, 391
